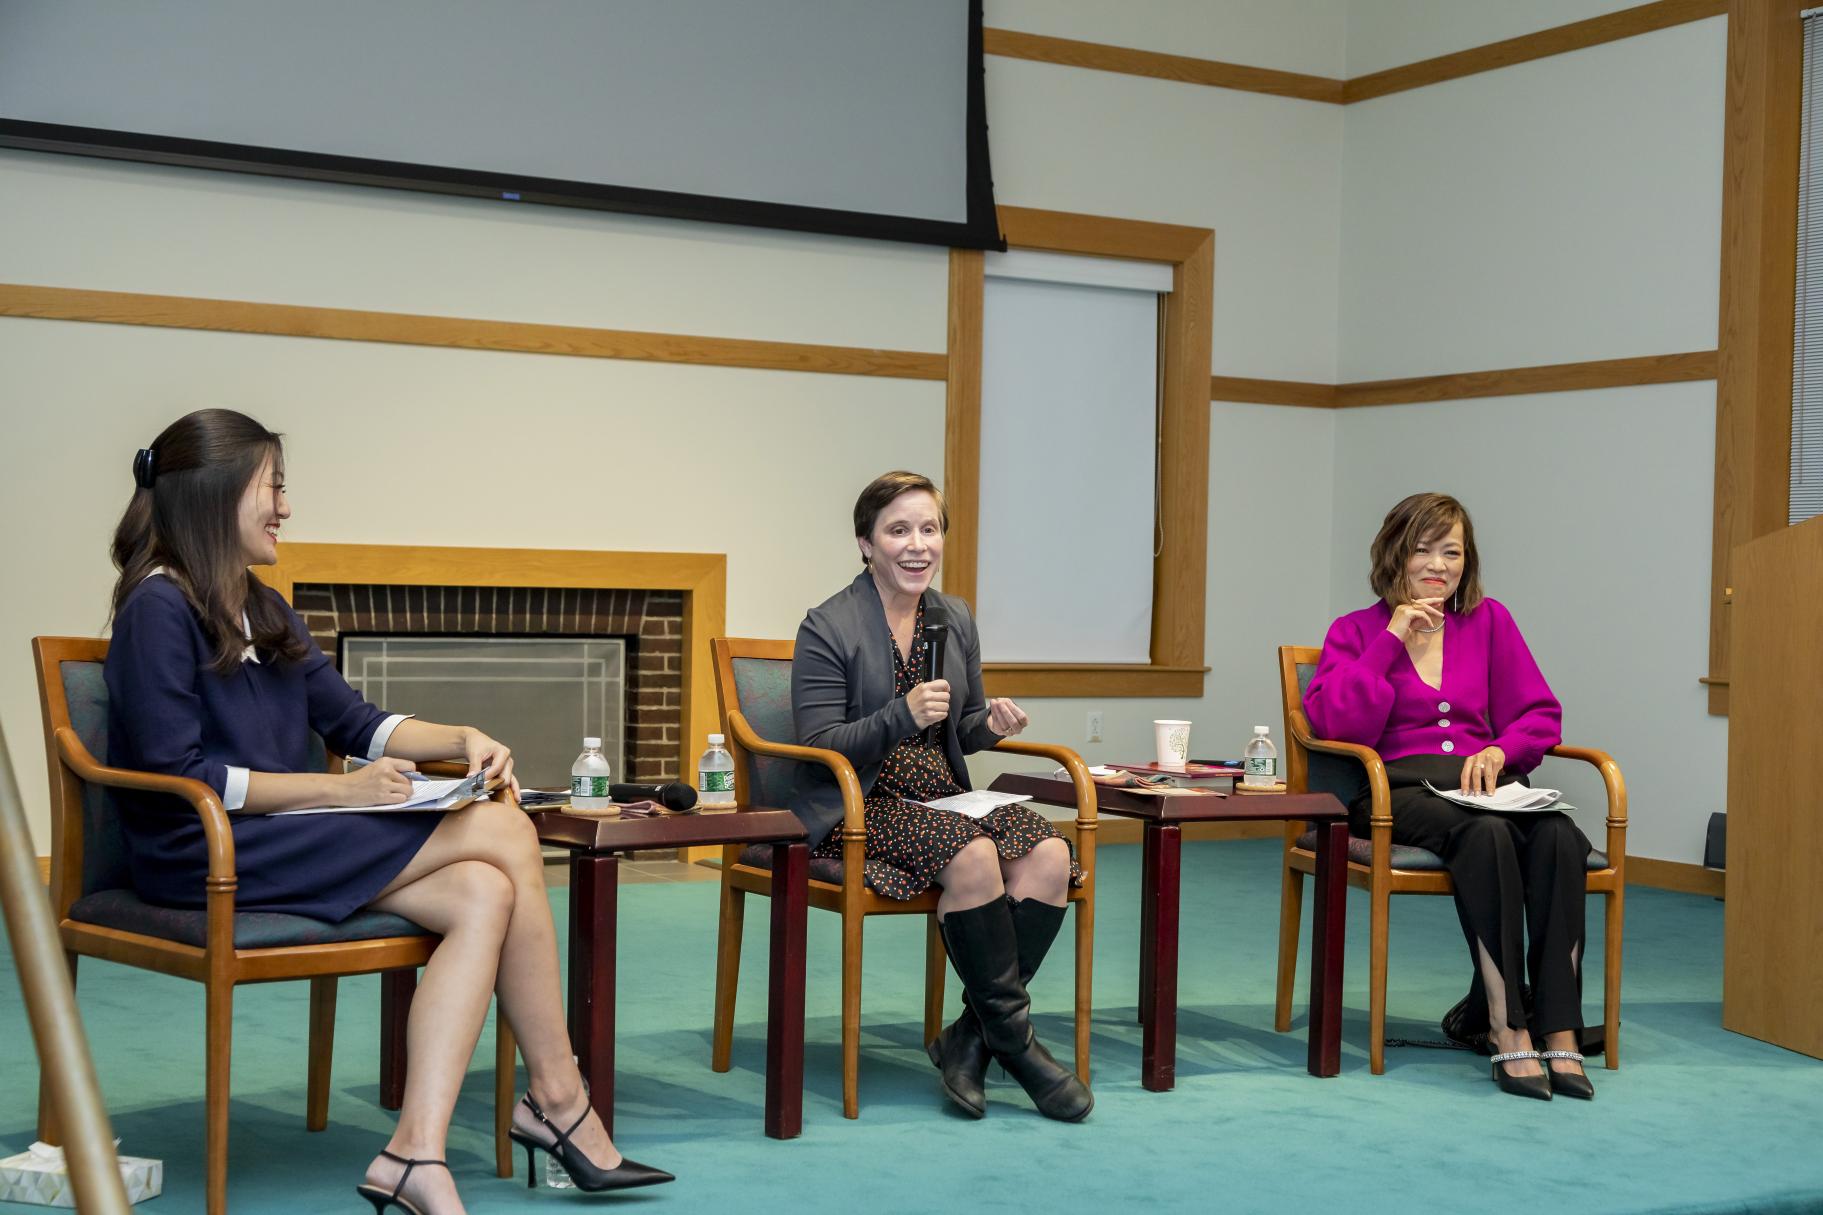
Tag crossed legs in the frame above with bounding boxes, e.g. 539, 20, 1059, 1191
362, 801, 619, 1212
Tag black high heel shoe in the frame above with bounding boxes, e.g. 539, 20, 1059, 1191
509, 1093, 675, 1192
354, 1151, 450, 1215
1489, 1050, 1553, 1101
1540, 1049, 1595, 1100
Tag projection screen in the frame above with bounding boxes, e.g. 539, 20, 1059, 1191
0, 0, 1003, 249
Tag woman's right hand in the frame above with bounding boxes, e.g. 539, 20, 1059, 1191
906, 679, 951, 729
341, 756, 418, 805
1386, 598, 1446, 640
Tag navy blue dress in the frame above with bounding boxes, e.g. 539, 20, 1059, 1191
105, 575, 442, 922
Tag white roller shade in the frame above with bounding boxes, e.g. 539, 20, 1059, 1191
974, 256, 1162, 663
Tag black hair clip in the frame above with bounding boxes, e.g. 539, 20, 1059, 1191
132, 447, 157, 489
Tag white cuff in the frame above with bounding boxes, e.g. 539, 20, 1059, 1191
367, 714, 412, 760
223, 766, 250, 812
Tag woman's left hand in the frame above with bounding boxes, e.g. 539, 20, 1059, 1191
1459, 745, 1506, 796
987, 697, 1029, 738
464, 728, 520, 797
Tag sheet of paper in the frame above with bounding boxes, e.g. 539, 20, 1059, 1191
1422, 781, 1573, 813
272, 773, 490, 816
916, 790, 1032, 820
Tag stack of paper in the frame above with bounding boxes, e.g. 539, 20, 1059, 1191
1422, 781, 1574, 813
274, 770, 491, 816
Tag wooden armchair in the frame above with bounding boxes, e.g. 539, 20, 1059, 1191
32, 637, 513, 1215
1273, 645, 1627, 1075
707, 637, 1097, 1118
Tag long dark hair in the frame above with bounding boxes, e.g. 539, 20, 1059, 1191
109, 409, 310, 673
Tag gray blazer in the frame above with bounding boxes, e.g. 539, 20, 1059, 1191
789, 571, 1001, 848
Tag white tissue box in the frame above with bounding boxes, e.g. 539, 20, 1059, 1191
0, 1141, 162, 1207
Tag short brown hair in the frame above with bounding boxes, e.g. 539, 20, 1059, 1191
853, 471, 948, 559
1367, 492, 1484, 614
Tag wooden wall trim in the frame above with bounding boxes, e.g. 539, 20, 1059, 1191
255, 543, 726, 790
1343, 0, 1728, 104
1628, 856, 1726, 897
943, 250, 985, 610
954, 208, 1212, 700
1210, 351, 1718, 410
1708, 0, 1804, 716
987, 1, 1724, 106
1336, 350, 1720, 408
1210, 376, 1337, 408
982, 27, 1344, 104
0, 282, 949, 381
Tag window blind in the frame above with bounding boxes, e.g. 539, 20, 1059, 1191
1792, 13, 1823, 523
974, 253, 1166, 663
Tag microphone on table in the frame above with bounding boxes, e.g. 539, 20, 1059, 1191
608, 781, 698, 812
921, 604, 950, 746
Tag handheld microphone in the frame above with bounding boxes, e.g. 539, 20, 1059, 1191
921, 604, 950, 745
608, 781, 698, 811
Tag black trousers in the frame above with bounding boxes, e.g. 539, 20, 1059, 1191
1351, 755, 1590, 1036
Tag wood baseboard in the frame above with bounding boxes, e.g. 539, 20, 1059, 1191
1627, 856, 1725, 897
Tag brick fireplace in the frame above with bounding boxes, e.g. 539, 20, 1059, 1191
255, 543, 726, 790
293, 583, 684, 782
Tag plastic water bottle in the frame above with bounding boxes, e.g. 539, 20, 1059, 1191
570, 738, 612, 810
697, 733, 736, 809
1242, 725, 1279, 788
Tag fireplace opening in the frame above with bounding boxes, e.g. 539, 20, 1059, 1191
340, 634, 627, 790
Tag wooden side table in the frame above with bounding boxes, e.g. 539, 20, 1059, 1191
990, 774, 1349, 1089
534, 807, 809, 1139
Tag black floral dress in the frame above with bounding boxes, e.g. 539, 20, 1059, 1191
809, 601, 1084, 900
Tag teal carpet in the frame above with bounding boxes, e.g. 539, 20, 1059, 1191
4, 840, 1821, 1214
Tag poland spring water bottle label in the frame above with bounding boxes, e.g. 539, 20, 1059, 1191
1245, 755, 1277, 778
699, 769, 735, 794
572, 775, 611, 799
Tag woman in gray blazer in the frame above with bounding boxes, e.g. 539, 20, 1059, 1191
791, 471, 1090, 1122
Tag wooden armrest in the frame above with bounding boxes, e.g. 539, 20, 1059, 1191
54, 725, 236, 882
1546, 744, 1628, 827
416, 759, 469, 778
726, 710, 865, 837
992, 738, 1098, 823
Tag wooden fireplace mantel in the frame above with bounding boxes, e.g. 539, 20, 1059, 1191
257, 542, 726, 787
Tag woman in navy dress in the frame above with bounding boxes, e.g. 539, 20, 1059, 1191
105, 410, 670, 1213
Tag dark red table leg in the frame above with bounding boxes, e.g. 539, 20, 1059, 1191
1138, 822, 1158, 1026
379, 968, 416, 1110
766, 841, 808, 1139
1307, 820, 1347, 1077
567, 853, 619, 1138
1140, 823, 1182, 1092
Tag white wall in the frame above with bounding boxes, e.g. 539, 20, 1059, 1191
1339, 17, 1725, 379
0, 3, 1350, 849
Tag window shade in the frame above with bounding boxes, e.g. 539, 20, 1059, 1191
974, 253, 1164, 663
1792, 14, 1823, 523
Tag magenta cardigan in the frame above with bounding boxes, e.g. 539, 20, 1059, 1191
1303, 598, 1562, 773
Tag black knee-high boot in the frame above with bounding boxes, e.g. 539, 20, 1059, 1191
937, 898, 1091, 1122
928, 898, 1069, 1116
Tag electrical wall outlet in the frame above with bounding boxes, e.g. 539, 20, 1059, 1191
1086, 710, 1103, 743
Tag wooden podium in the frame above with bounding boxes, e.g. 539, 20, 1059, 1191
1722, 513, 1823, 1058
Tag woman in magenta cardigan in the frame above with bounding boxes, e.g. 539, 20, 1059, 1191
1304, 493, 1594, 1101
